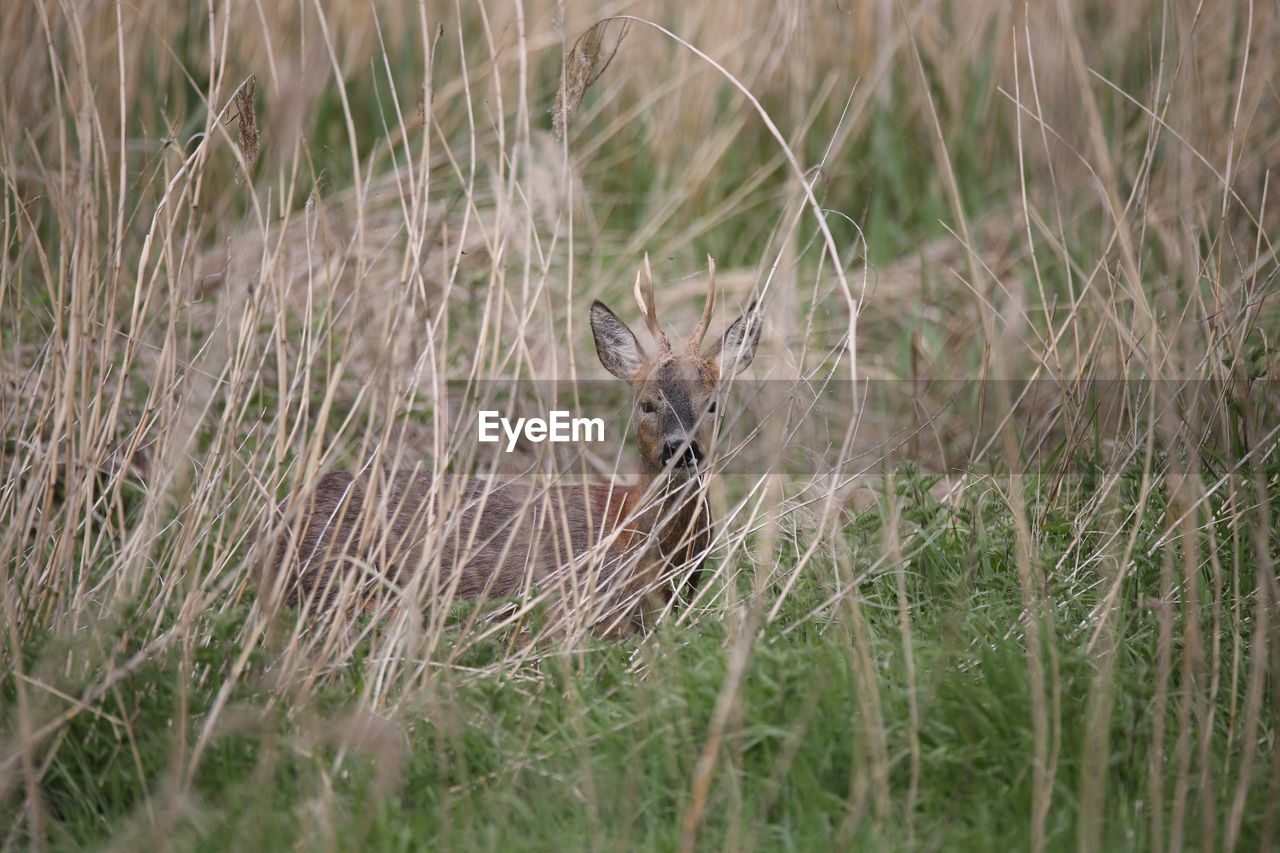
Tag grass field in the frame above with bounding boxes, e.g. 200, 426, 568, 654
2, 1, 1278, 850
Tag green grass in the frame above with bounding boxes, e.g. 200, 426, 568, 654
3, 1, 1278, 849
12, 461, 1274, 850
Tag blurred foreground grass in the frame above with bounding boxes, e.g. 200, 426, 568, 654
24, 463, 1277, 850
2, 0, 1277, 849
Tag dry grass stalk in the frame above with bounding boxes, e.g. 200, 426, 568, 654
232, 74, 260, 181
0, 0, 1276, 846
552, 19, 630, 139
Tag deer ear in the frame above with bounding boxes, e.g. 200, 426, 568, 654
705, 300, 762, 376
591, 300, 645, 379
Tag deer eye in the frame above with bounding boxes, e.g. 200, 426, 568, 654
707, 400, 718, 414
639, 400, 657, 415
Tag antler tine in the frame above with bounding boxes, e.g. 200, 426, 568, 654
686, 254, 717, 355
632, 253, 671, 355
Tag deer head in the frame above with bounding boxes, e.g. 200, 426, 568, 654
590, 255, 762, 480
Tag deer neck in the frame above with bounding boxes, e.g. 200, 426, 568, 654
632, 473, 711, 560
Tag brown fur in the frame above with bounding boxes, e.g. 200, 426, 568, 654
269, 259, 757, 634
271, 469, 710, 632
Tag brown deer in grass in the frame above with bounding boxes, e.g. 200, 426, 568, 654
270, 257, 761, 634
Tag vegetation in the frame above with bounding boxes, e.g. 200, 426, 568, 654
1, 1, 1277, 849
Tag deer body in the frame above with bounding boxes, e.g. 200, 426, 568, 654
279, 471, 709, 621
272, 257, 759, 632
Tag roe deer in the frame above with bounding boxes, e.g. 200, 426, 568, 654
270, 256, 761, 634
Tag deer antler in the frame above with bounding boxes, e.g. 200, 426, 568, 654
632, 253, 671, 355
686, 254, 717, 355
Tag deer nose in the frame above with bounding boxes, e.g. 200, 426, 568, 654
660, 438, 704, 468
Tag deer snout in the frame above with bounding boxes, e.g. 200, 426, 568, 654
660, 437, 704, 469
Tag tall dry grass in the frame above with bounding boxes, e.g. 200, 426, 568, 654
1, 0, 1277, 848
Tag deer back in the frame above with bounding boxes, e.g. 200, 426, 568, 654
272, 469, 652, 609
